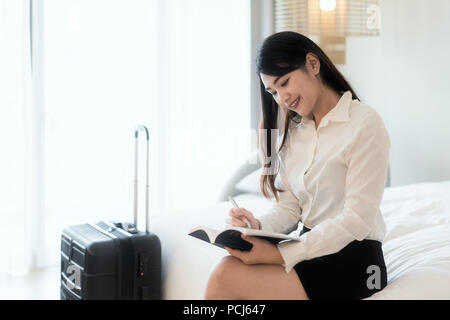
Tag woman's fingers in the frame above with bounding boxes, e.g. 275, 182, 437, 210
230, 216, 248, 227
225, 215, 247, 227
225, 216, 245, 227
229, 208, 254, 220
229, 208, 257, 228
233, 208, 254, 217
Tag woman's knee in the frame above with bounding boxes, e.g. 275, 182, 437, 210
207, 255, 241, 288
204, 255, 242, 299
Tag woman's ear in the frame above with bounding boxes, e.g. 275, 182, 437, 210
305, 52, 320, 76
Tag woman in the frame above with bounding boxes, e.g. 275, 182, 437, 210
204, 31, 390, 300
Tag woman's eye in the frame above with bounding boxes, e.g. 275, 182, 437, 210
269, 78, 288, 96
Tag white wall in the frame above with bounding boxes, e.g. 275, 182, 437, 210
338, 0, 450, 187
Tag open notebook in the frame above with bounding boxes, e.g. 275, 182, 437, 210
188, 225, 300, 251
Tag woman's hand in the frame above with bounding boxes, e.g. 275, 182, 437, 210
224, 234, 285, 266
228, 208, 261, 230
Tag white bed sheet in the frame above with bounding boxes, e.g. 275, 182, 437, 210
151, 181, 450, 300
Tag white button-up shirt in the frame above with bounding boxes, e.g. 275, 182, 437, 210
258, 90, 391, 273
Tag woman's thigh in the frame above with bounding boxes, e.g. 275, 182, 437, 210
204, 255, 309, 300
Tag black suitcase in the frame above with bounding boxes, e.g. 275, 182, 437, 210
60, 126, 162, 300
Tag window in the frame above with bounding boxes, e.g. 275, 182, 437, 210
0, 0, 251, 271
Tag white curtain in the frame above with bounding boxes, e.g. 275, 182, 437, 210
0, 0, 251, 273
0, 0, 33, 275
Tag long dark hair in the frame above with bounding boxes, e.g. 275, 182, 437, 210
256, 31, 359, 202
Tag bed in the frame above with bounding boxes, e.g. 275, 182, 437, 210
150, 157, 450, 300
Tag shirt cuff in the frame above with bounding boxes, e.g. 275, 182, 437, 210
276, 240, 307, 273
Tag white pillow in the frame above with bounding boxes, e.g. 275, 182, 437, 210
235, 169, 262, 195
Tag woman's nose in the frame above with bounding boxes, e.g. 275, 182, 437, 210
281, 93, 291, 107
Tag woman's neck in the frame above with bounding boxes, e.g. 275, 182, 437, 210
312, 87, 342, 129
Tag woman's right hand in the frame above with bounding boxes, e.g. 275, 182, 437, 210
227, 208, 261, 230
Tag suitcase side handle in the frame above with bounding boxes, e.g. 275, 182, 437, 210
134, 125, 150, 232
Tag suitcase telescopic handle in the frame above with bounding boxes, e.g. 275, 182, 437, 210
134, 125, 150, 232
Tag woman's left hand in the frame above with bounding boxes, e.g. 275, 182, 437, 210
225, 234, 285, 265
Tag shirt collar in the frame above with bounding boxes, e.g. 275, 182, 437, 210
295, 90, 352, 129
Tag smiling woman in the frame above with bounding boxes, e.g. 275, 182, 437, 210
204, 31, 390, 300
256, 31, 359, 198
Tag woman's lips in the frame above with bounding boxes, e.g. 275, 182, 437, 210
289, 96, 300, 110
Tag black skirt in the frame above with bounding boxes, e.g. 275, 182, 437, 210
293, 225, 388, 300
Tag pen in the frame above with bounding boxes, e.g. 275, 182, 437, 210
228, 195, 252, 229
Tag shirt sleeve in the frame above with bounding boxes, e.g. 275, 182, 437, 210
276, 112, 391, 273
